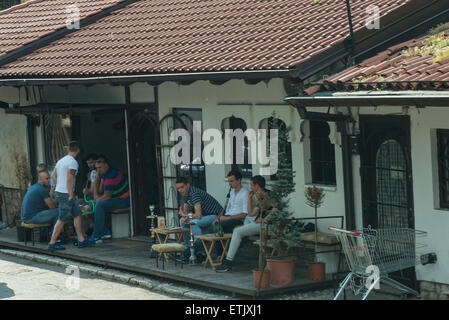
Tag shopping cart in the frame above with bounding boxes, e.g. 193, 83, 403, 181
328, 226, 427, 300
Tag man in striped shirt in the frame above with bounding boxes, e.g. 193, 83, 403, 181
177, 177, 223, 254
88, 155, 130, 244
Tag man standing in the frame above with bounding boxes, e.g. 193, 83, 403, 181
21, 171, 59, 226
177, 177, 223, 257
48, 141, 92, 250
88, 155, 130, 243
212, 170, 248, 233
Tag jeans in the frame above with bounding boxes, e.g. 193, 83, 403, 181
213, 218, 243, 234
23, 209, 59, 225
93, 198, 130, 238
180, 214, 217, 249
54, 192, 81, 222
226, 217, 261, 261
23, 208, 59, 236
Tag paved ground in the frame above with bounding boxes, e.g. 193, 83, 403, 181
0, 252, 178, 300
0, 249, 409, 300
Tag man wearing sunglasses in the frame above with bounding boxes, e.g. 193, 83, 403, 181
88, 155, 130, 244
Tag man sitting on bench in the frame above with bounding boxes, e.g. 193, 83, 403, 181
21, 171, 59, 228
87, 155, 130, 244
215, 175, 274, 273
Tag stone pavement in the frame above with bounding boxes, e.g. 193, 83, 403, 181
0, 248, 410, 300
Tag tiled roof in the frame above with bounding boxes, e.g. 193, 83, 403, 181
0, 0, 128, 56
0, 0, 413, 78
305, 22, 449, 94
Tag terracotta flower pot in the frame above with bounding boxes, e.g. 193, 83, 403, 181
308, 262, 326, 281
252, 269, 271, 289
266, 257, 296, 286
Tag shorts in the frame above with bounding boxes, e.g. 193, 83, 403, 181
54, 191, 81, 222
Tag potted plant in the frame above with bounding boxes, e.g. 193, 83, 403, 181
305, 185, 326, 281
263, 114, 301, 286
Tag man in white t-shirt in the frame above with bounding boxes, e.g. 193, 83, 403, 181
212, 170, 248, 234
48, 141, 93, 251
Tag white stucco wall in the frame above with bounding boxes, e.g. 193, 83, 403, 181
344, 105, 449, 285
156, 79, 346, 231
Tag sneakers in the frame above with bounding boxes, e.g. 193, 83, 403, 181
78, 239, 95, 248
215, 259, 232, 273
88, 235, 103, 244
101, 228, 112, 240
48, 243, 66, 251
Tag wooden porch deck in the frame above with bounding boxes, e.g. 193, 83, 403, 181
0, 228, 337, 299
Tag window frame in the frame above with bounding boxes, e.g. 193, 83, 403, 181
309, 120, 336, 186
221, 115, 253, 178
437, 129, 449, 209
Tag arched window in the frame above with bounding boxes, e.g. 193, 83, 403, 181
221, 116, 252, 178
259, 117, 292, 180
309, 120, 336, 185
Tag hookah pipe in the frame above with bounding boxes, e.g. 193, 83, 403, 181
185, 210, 197, 264
146, 205, 158, 259
146, 205, 157, 242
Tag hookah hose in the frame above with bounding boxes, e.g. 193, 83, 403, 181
81, 193, 95, 216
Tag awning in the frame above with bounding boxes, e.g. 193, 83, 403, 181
4, 103, 127, 115
285, 93, 449, 108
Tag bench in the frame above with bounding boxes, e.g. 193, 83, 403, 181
109, 208, 130, 239
151, 243, 185, 270
21, 222, 51, 246
254, 215, 345, 274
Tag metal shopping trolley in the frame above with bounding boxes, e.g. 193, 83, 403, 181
328, 226, 427, 300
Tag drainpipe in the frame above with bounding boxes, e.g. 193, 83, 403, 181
344, 0, 356, 57
337, 120, 356, 230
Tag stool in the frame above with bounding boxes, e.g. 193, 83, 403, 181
151, 243, 185, 270
21, 222, 51, 246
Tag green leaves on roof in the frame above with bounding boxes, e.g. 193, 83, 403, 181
402, 31, 449, 63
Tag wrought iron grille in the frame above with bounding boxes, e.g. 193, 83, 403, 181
375, 139, 409, 229
221, 116, 253, 178
259, 117, 292, 181
437, 129, 449, 208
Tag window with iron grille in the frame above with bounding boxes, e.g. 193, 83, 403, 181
173, 108, 207, 191
259, 117, 292, 181
309, 120, 336, 185
437, 129, 449, 208
221, 116, 252, 178
0, 0, 22, 11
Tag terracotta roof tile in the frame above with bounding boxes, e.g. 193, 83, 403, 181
0, 0, 129, 56
0, 0, 413, 78
308, 22, 449, 92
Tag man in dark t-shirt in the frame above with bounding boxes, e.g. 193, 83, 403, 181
21, 171, 58, 225
177, 177, 223, 253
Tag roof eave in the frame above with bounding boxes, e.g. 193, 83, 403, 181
285, 92, 449, 108
0, 69, 298, 87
